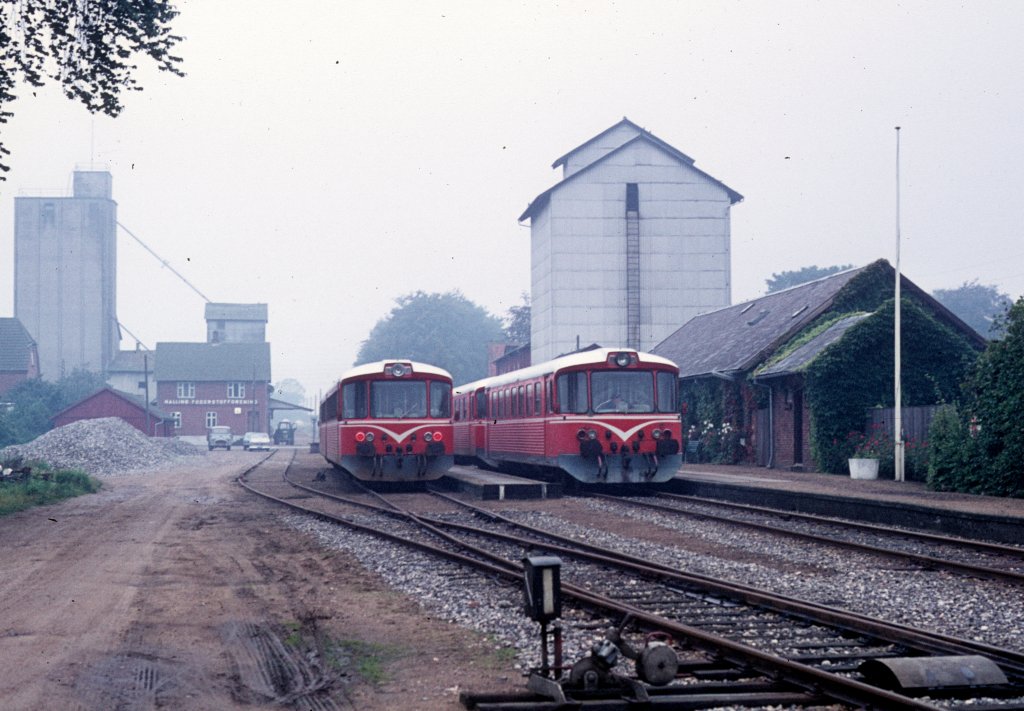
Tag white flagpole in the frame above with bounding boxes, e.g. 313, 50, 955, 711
894, 127, 905, 482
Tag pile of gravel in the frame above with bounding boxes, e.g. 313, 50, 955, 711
0, 417, 205, 476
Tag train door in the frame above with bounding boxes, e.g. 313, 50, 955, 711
473, 388, 487, 457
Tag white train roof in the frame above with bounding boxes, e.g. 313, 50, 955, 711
454, 348, 678, 395
332, 360, 453, 385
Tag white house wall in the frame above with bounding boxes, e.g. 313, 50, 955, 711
530, 139, 732, 362
561, 123, 642, 179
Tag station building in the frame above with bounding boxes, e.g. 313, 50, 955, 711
519, 118, 743, 364
0, 317, 39, 397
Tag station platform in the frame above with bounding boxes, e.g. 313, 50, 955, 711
437, 466, 562, 500
667, 464, 1024, 546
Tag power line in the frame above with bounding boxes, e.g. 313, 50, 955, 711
117, 221, 212, 303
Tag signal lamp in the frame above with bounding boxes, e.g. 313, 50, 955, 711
355, 432, 366, 442
433, 431, 443, 441
523, 556, 562, 623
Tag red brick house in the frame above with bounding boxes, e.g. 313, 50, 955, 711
153, 342, 271, 439
52, 387, 173, 436
0, 318, 39, 397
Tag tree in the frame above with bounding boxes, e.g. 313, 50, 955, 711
273, 378, 306, 406
0, 1, 184, 176
503, 292, 531, 346
765, 264, 854, 294
932, 280, 1013, 339
355, 291, 504, 385
965, 296, 1024, 497
0, 369, 106, 447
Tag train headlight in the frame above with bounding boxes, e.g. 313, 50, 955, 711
614, 352, 632, 368
388, 363, 407, 377
588, 429, 598, 440
576, 429, 587, 441
652, 429, 662, 440
424, 431, 433, 442
365, 432, 375, 442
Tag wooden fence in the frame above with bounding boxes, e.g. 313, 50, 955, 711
865, 406, 940, 443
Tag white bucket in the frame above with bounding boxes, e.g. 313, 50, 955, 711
848, 458, 879, 480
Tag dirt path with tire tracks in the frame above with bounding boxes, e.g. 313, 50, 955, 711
0, 451, 517, 710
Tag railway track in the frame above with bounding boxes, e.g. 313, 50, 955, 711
239, 455, 1024, 710
593, 491, 1024, 587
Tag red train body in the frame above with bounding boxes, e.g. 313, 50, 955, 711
319, 361, 454, 481
453, 348, 682, 484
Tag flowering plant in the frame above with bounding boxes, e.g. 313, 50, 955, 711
847, 424, 893, 459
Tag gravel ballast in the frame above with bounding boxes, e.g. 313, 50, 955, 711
0, 417, 205, 477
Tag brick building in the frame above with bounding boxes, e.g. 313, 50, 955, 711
0, 318, 39, 397
154, 342, 271, 439
52, 386, 172, 436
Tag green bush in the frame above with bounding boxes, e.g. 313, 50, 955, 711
927, 404, 965, 491
963, 297, 1024, 497
0, 467, 100, 516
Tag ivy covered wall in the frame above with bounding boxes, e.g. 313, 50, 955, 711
804, 297, 979, 473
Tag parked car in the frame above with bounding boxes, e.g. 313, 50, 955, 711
242, 432, 272, 451
207, 426, 233, 451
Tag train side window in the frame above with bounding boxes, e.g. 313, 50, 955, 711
518, 385, 526, 416
534, 383, 542, 414
476, 390, 487, 419
547, 380, 554, 413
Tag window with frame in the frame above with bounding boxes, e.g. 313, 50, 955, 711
555, 372, 588, 414
534, 383, 542, 415
172, 412, 182, 429
342, 382, 366, 419
177, 382, 195, 399
205, 411, 218, 428
227, 382, 245, 399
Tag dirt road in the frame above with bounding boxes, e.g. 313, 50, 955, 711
0, 451, 516, 710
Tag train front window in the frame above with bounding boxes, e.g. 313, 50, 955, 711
592, 371, 655, 413
656, 371, 677, 413
371, 381, 427, 418
341, 382, 366, 419
429, 381, 452, 418
555, 371, 588, 414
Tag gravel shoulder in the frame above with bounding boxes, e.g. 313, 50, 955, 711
0, 451, 518, 710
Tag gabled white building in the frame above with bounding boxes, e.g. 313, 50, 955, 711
520, 118, 743, 362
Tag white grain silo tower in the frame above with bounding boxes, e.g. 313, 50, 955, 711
520, 119, 743, 362
14, 170, 119, 379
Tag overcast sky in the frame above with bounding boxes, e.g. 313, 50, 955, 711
2, 1, 1023, 401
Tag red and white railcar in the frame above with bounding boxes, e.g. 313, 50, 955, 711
319, 361, 453, 481
453, 348, 681, 484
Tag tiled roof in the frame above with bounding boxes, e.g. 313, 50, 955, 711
653, 266, 867, 379
755, 314, 871, 378
108, 349, 155, 373
153, 342, 271, 381
204, 303, 268, 322
0, 318, 36, 371
51, 386, 170, 420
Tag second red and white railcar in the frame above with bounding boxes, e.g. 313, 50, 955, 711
453, 348, 681, 484
319, 361, 453, 481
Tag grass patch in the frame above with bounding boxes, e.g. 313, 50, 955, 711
0, 464, 100, 516
329, 639, 401, 685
